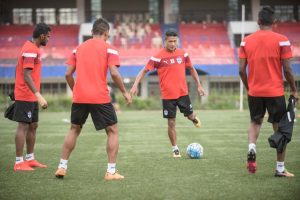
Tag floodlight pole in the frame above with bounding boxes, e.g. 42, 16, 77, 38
239, 4, 245, 112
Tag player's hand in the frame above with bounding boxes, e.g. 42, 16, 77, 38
197, 85, 205, 96
130, 85, 138, 97
35, 92, 48, 109
291, 91, 299, 103
123, 92, 132, 105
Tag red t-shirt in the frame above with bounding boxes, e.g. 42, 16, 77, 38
14, 41, 42, 102
239, 30, 293, 97
66, 38, 120, 104
145, 48, 192, 99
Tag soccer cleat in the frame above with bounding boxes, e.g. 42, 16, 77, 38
55, 168, 67, 179
192, 117, 201, 128
14, 162, 34, 172
173, 149, 182, 158
25, 160, 47, 168
247, 149, 256, 173
275, 169, 294, 177
104, 171, 124, 180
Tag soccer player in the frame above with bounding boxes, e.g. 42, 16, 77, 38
12, 23, 51, 171
55, 18, 132, 180
130, 30, 205, 158
239, 6, 298, 177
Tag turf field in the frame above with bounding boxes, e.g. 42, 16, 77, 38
0, 110, 299, 200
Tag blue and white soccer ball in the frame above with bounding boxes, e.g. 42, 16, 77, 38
186, 143, 204, 159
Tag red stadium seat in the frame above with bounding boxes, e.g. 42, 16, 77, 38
0, 25, 79, 64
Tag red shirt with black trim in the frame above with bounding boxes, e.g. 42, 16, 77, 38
66, 38, 120, 104
145, 48, 192, 99
14, 40, 42, 102
239, 30, 293, 97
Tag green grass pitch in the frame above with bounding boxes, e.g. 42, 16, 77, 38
0, 110, 299, 200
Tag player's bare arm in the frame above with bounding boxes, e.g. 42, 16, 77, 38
24, 68, 48, 109
282, 58, 298, 101
109, 65, 132, 104
239, 58, 249, 90
65, 65, 76, 91
188, 66, 205, 96
130, 67, 149, 96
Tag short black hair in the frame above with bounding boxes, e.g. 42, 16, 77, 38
258, 6, 275, 26
32, 23, 51, 38
165, 29, 178, 39
92, 18, 110, 35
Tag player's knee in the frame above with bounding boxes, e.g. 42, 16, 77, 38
29, 122, 38, 130
168, 119, 176, 128
70, 124, 82, 134
106, 124, 118, 135
187, 113, 195, 120
252, 118, 263, 125
17, 122, 28, 131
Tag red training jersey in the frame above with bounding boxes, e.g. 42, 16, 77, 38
14, 40, 42, 102
66, 38, 120, 104
145, 48, 192, 99
239, 30, 293, 97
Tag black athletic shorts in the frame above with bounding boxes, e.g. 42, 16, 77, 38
162, 95, 193, 118
248, 95, 286, 124
71, 103, 117, 130
12, 101, 39, 123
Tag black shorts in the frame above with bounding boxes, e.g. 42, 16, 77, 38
162, 95, 193, 118
71, 103, 117, 131
248, 95, 286, 124
12, 101, 39, 123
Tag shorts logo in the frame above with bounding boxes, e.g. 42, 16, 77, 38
176, 57, 182, 64
164, 110, 168, 116
189, 104, 193, 111
27, 111, 32, 119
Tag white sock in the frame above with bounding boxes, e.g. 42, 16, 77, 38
15, 157, 24, 164
276, 161, 285, 173
107, 163, 116, 174
25, 153, 34, 161
172, 145, 179, 152
58, 159, 68, 170
248, 143, 256, 153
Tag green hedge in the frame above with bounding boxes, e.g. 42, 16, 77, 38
0, 92, 299, 112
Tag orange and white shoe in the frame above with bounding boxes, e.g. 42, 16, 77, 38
192, 117, 201, 128
55, 168, 67, 179
14, 162, 34, 172
275, 169, 294, 177
104, 171, 124, 180
26, 159, 47, 168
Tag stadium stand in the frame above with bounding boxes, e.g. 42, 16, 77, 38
273, 22, 300, 59
0, 25, 79, 65
1, 22, 299, 79
179, 23, 236, 64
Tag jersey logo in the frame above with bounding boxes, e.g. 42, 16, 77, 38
176, 57, 182, 64
27, 111, 32, 119
163, 110, 168, 116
